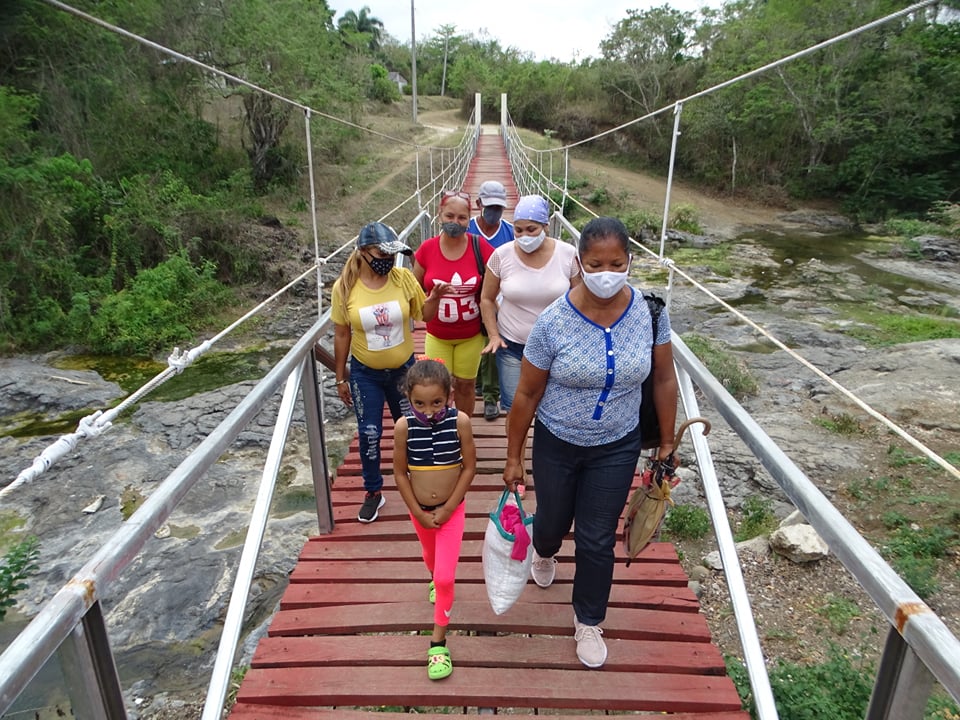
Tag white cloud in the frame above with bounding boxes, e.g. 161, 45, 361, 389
358, 1, 717, 63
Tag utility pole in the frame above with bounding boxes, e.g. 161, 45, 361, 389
441, 33, 448, 97
410, 0, 418, 123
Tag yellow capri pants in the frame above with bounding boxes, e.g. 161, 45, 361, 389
424, 332, 485, 380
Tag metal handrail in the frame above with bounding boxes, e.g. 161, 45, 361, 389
674, 358, 779, 720
671, 335, 960, 711
0, 314, 332, 716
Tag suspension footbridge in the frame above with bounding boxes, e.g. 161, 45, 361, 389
224, 317, 747, 717
1, 2, 959, 719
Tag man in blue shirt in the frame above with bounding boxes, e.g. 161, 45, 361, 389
469, 180, 514, 249
469, 181, 515, 420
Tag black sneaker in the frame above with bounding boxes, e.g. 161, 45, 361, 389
484, 401, 499, 421
358, 491, 385, 523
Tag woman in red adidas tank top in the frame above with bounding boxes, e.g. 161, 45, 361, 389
413, 191, 494, 417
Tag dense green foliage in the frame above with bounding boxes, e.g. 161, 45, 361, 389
0, 0, 365, 353
727, 646, 960, 719
728, 646, 873, 719
662, 504, 711, 539
0, 536, 39, 622
0, 0, 957, 354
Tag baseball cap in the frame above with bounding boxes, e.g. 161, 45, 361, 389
514, 195, 550, 225
357, 221, 412, 256
477, 181, 508, 207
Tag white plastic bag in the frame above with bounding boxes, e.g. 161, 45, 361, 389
482, 489, 534, 615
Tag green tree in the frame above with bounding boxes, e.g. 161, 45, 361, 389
337, 5, 385, 53
678, 0, 960, 217
208, 0, 353, 191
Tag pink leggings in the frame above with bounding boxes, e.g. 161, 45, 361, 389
411, 501, 466, 627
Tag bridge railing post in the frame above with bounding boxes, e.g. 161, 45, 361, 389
866, 628, 936, 720
304, 350, 334, 534
58, 601, 127, 720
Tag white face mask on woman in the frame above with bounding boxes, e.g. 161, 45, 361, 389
579, 257, 630, 299
515, 230, 545, 253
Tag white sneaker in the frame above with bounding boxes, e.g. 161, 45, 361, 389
573, 615, 607, 668
530, 551, 557, 588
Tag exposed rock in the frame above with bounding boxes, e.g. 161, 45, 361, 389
637, 227, 721, 249
702, 536, 770, 570
779, 509, 807, 528
0, 357, 124, 419
688, 565, 711, 583
769, 524, 829, 563
911, 234, 960, 263
776, 209, 857, 230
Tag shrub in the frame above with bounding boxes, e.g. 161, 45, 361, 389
734, 496, 778, 542
621, 208, 663, 239
669, 203, 702, 234
369, 64, 400, 104
663, 505, 711, 540
814, 412, 863, 435
0, 536, 40, 622
87, 251, 233, 355
728, 646, 873, 719
681, 333, 759, 399
586, 186, 610, 206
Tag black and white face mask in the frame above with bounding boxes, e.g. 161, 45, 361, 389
364, 252, 394, 276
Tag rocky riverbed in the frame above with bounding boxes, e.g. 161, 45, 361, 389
1, 227, 958, 718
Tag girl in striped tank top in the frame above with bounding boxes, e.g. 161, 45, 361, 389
393, 358, 477, 680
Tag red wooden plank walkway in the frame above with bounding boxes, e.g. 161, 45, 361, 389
462, 126, 519, 222
227, 135, 748, 718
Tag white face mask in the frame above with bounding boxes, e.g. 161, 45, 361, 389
515, 230, 545, 253
579, 257, 630, 299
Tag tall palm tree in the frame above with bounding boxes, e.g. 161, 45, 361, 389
337, 6, 384, 52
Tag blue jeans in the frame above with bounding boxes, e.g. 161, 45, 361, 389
348, 355, 414, 493
531, 418, 641, 626
495, 337, 525, 412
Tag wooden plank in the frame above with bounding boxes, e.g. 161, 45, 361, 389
235, 666, 745, 713
250, 635, 728, 674
229, 706, 750, 720
279, 581, 701, 612
335, 463, 536, 477
226, 313, 747, 717
267, 601, 713, 643
295, 539, 679, 565
288, 560, 689, 586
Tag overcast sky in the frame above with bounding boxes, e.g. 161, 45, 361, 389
356, 1, 720, 63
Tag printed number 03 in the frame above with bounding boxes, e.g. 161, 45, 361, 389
437, 296, 480, 323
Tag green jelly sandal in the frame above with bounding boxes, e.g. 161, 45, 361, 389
428, 580, 436, 604
427, 645, 453, 680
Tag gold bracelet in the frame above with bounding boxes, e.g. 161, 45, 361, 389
336, 379, 348, 386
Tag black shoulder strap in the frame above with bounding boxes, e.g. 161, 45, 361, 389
470, 233, 485, 279
644, 293, 665, 340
